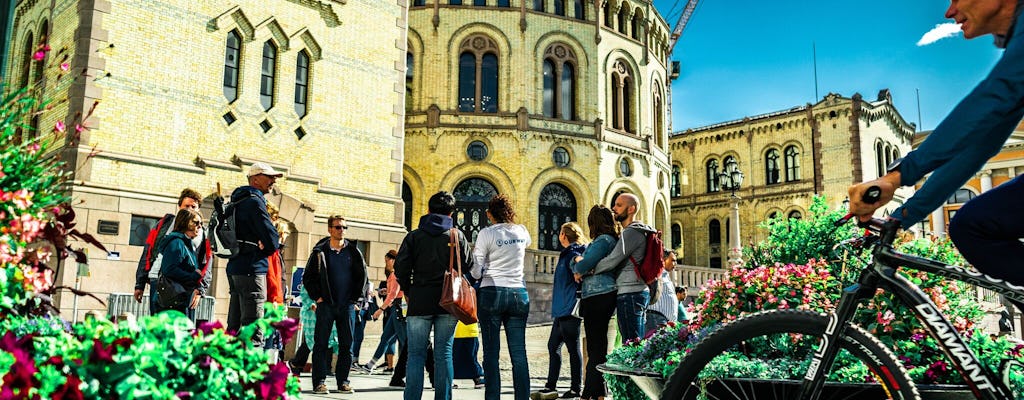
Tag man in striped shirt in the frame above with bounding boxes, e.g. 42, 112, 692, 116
644, 250, 680, 334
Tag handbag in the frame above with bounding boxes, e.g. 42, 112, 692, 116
439, 228, 478, 324
156, 275, 188, 308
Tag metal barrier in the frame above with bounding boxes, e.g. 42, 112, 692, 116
107, 293, 216, 321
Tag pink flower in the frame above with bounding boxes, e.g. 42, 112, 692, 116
258, 362, 291, 400
54, 121, 66, 133
60, 62, 70, 72
33, 51, 46, 61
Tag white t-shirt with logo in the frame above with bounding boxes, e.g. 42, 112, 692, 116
471, 223, 531, 288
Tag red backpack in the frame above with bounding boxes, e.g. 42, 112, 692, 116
629, 230, 665, 297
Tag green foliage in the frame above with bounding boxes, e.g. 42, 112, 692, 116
743, 196, 861, 274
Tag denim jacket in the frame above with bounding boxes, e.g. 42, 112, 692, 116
570, 234, 617, 299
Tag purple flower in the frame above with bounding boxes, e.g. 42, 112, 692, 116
271, 318, 299, 345
197, 320, 224, 335
258, 362, 291, 399
51, 374, 84, 399
911, 333, 925, 342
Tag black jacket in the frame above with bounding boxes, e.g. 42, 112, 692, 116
303, 237, 368, 306
225, 186, 279, 275
394, 214, 473, 317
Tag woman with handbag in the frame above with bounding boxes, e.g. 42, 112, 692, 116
156, 209, 205, 317
571, 205, 621, 400
470, 194, 532, 400
533, 222, 588, 400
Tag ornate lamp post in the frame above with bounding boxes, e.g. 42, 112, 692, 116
717, 158, 744, 267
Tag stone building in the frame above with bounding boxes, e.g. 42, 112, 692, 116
403, 0, 674, 250
668, 91, 915, 269
3, 0, 408, 321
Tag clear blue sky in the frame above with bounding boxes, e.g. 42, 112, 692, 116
652, 0, 1004, 132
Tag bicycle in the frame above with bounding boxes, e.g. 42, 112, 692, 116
661, 188, 1024, 400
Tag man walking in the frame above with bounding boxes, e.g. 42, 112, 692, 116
394, 191, 473, 400
303, 215, 368, 394
133, 188, 206, 315
226, 163, 282, 347
593, 193, 656, 342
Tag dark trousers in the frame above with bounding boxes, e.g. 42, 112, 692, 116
148, 278, 164, 315
312, 302, 354, 387
291, 341, 311, 369
580, 292, 617, 399
227, 274, 266, 347
352, 308, 367, 361
949, 174, 1024, 286
545, 316, 582, 392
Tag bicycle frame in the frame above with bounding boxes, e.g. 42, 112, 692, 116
801, 222, 1023, 400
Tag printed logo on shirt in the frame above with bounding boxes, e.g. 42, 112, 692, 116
495, 238, 527, 247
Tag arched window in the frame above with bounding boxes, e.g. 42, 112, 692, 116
631, 10, 642, 40
406, 52, 414, 110
947, 188, 976, 204
784, 145, 800, 181
32, 21, 48, 84
788, 210, 803, 220
884, 144, 893, 167
876, 141, 885, 178
708, 219, 722, 269
603, 1, 612, 27
453, 178, 499, 242
765, 148, 780, 185
457, 35, 500, 113
543, 44, 577, 120
294, 50, 310, 118
223, 30, 241, 102
402, 182, 413, 231
706, 159, 720, 193
538, 183, 577, 251
892, 148, 900, 164
617, 7, 628, 35
534, 0, 544, 11
554, 0, 565, 15
20, 31, 33, 89
260, 41, 278, 111
653, 83, 664, 148
610, 60, 634, 133
574, 0, 585, 19
671, 165, 681, 197
671, 223, 682, 250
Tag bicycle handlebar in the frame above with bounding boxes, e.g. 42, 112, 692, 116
835, 185, 901, 245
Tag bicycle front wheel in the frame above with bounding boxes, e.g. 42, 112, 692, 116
661, 310, 919, 400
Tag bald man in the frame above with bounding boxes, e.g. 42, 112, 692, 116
592, 193, 658, 343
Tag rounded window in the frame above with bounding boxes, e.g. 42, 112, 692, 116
619, 158, 632, 177
467, 140, 488, 161
553, 147, 570, 167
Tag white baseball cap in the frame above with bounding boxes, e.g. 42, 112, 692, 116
247, 162, 284, 178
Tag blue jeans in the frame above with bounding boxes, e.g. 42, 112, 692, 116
148, 278, 163, 315
405, 314, 457, 400
949, 174, 1024, 286
352, 308, 367, 361
616, 291, 649, 344
478, 286, 530, 400
370, 310, 400, 362
312, 303, 354, 387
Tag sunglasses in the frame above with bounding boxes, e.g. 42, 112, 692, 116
192, 220, 203, 226
331, 225, 348, 230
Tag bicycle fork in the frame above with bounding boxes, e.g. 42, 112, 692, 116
798, 274, 877, 400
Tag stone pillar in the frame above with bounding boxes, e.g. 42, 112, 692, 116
981, 170, 993, 192
931, 208, 946, 238
727, 194, 743, 267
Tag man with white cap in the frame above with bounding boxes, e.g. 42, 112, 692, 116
226, 162, 284, 346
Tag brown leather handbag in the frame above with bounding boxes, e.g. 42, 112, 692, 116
439, 228, 478, 324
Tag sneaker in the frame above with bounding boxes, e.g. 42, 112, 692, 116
383, 367, 395, 373
338, 384, 355, 394
531, 388, 559, 400
389, 379, 405, 388
352, 363, 373, 374
287, 361, 302, 376
473, 377, 485, 389
312, 384, 329, 394
559, 389, 582, 399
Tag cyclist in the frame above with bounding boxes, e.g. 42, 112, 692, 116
849, 0, 1024, 287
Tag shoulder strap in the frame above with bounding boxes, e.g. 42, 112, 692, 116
448, 228, 461, 274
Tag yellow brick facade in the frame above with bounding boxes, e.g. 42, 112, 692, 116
5, 0, 408, 321
668, 91, 915, 268
403, 0, 674, 249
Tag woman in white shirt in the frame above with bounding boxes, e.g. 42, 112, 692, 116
471, 194, 532, 400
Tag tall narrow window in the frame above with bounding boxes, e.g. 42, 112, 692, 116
294, 51, 310, 118
611, 72, 621, 129
33, 21, 48, 84
457, 35, 500, 113
671, 165, 681, 197
554, 0, 565, 15
260, 41, 278, 111
631, 10, 642, 40
534, 0, 544, 11
653, 84, 664, 147
709, 219, 722, 269
560, 63, 574, 120
575, 0, 585, 19
20, 32, 33, 89
706, 159, 720, 193
543, 44, 577, 120
671, 224, 681, 250
406, 52, 414, 110
622, 76, 633, 133
223, 30, 241, 102
617, 7, 627, 34
884, 144, 892, 167
542, 60, 555, 117
603, 2, 612, 27
765, 148, 780, 184
876, 142, 885, 178
785, 146, 800, 181
458, 53, 475, 112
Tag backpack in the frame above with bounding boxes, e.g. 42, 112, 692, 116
208, 193, 256, 259
143, 215, 173, 271
629, 230, 665, 305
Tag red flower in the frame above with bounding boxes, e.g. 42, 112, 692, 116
271, 318, 299, 345
51, 374, 85, 400
258, 362, 292, 400
197, 320, 224, 335
0, 332, 39, 398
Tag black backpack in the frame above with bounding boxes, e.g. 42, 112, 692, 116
209, 193, 256, 259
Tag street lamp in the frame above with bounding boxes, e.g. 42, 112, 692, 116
717, 158, 744, 267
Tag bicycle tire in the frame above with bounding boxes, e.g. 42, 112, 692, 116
661, 309, 920, 400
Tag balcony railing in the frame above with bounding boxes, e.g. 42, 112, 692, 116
671, 265, 727, 297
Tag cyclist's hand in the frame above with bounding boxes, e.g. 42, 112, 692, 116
847, 172, 901, 222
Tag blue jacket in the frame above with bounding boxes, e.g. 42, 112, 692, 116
225, 186, 279, 275
551, 242, 585, 318
894, 6, 1024, 227
571, 234, 618, 299
158, 232, 201, 291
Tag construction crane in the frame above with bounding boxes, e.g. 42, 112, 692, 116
668, 0, 700, 54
